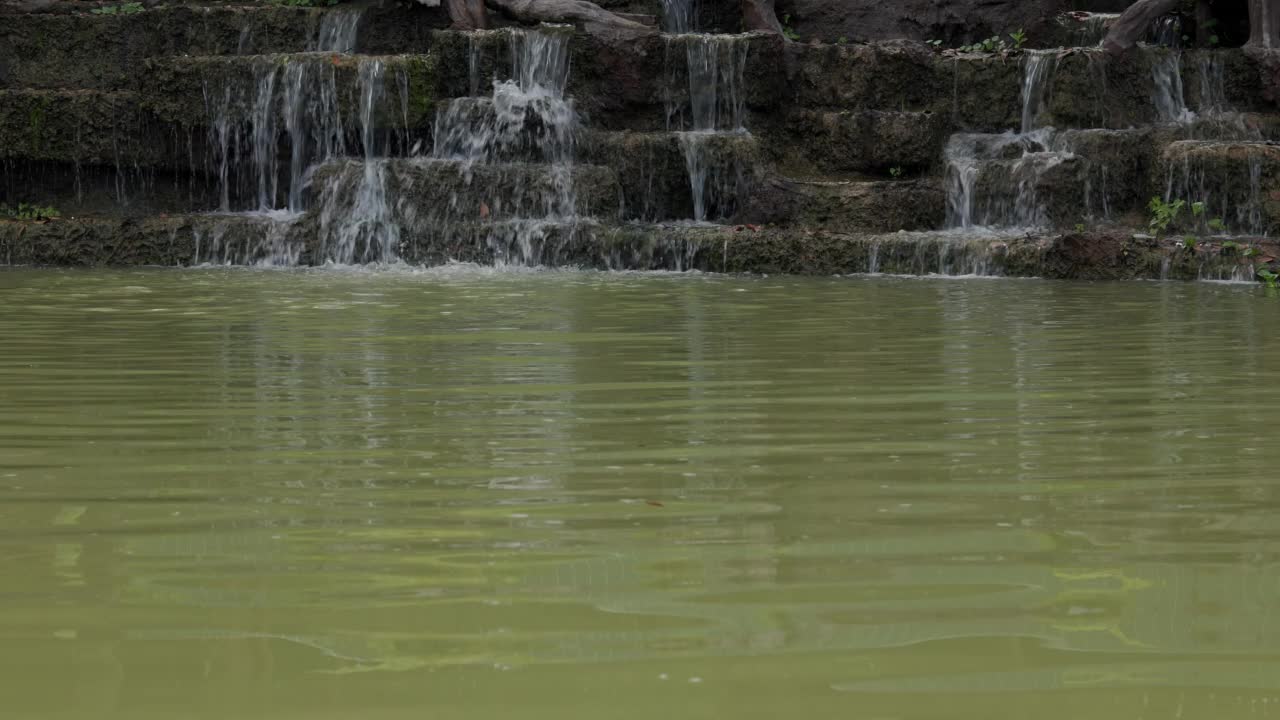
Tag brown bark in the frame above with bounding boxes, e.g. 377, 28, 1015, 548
1102, 0, 1181, 55
1246, 0, 1279, 50
447, 0, 489, 30
483, 0, 656, 42
742, 0, 784, 35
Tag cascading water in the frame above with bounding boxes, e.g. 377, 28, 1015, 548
308, 27, 591, 266
1063, 12, 1119, 47
316, 59, 400, 264
1164, 141, 1269, 236
310, 9, 362, 54
1021, 50, 1057, 134
1196, 54, 1227, 115
661, 0, 695, 33
944, 53, 1072, 229
202, 54, 348, 213
1152, 51, 1193, 124
944, 130, 1072, 229
1150, 15, 1183, 48
665, 34, 750, 222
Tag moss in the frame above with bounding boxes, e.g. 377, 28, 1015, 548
26, 98, 50, 154
401, 55, 439, 125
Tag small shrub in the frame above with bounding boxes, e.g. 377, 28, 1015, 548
781, 14, 800, 41
1148, 196, 1185, 238
888, 166, 903, 179
1258, 268, 1279, 289
1207, 217, 1227, 232
1, 203, 61, 221
1182, 236, 1198, 250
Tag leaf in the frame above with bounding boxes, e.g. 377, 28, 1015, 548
645, 501, 665, 507
479, 201, 490, 219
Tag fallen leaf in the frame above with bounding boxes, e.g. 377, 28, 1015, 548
645, 501, 664, 508
479, 201, 490, 219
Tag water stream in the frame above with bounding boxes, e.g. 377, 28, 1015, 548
666, 34, 750, 222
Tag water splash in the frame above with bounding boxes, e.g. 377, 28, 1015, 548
308, 28, 587, 266
317, 59, 400, 264
944, 130, 1073, 229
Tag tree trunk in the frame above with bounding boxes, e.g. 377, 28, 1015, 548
1103, 0, 1181, 55
742, 0, 784, 35
483, 0, 656, 42
1194, 0, 1213, 47
1246, 0, 1279, 50
447, 0, 489, 30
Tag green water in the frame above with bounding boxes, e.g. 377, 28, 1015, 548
2, 267, 1279, 719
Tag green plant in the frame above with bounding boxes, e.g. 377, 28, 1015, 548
1148, 196, 1185, 238
1074, 223, 1086, 233
1, 203, 60, 221
1009, 29, 1027, 50
837, 36, 848, 45
1243, 246, 1260, 258
90, 1, 144, 14
1258, 268, 1279, 289
1221, 240, 1239, 254
1207, 217, 1227, 232
781, 13, 800, 41
1183, 235, 1198, 250
888, 166, 903, 179
926, 39, 944, 50
1191, 201, 1206, 217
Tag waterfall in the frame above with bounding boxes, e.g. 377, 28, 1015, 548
1164, 141, 1268, 236
661, 0, 695, 33
317, 59, 400, 264
1021, 50, 1057, 134
1150, 15, 1183, 48
944, 130, 1071, 229
1196, 54, 1227, 115
666, 34, 750, 222
1152, 51, 1193, 124
203, 55, 349, 213
310, 9, 363, 54
308, 28, 588, 266
1065, 12, 1118, 47
282, 61, 346, 212
250, 64, 280, 211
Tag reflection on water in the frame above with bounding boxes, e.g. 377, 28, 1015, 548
1, 268, 1279, 719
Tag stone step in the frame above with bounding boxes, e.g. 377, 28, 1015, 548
1160, 141, 1280, 236
7, 214, 1277, 282
775, 109, 947, 175
0, 4, 457, 90
305, 158, 623, 224
741, 177, 946, 232
579, 130, 763, 221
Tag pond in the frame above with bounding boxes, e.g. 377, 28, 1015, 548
2, 267, 1279, 719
